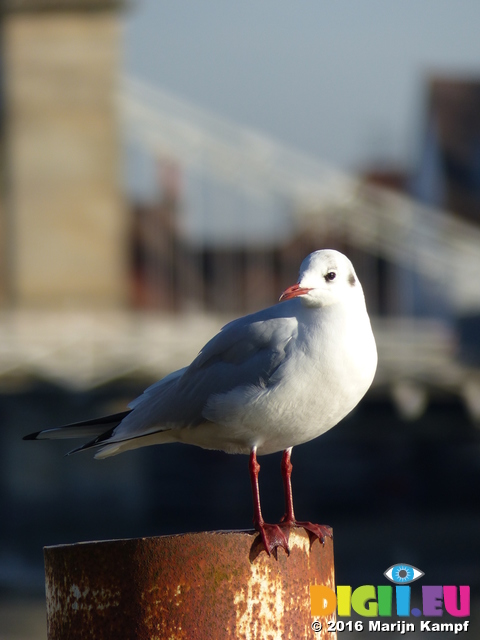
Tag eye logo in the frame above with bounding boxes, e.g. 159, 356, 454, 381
384, 564, 424, 584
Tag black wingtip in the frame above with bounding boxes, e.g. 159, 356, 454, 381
22, 410, 132, 444
23, 432, 41, 441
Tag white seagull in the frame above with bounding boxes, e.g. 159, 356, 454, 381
25, 249, 377, 555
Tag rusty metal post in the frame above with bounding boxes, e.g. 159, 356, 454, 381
44, 528, 336, 640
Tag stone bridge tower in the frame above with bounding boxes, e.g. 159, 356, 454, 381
0, 0, 127, 308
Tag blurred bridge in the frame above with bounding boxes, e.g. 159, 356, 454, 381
121, 76, 480, 315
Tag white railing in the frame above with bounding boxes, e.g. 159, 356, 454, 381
120, 76, 480, 315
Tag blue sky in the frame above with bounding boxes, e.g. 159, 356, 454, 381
123, 1, 480, 172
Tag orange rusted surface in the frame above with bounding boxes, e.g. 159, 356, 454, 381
44, 527, 336, 640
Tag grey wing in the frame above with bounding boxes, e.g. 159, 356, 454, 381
112, 305, 299, 441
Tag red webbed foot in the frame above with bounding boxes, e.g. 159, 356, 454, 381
290, 521, 333, 546
255, 522, 291, 556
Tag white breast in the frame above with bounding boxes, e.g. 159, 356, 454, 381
184, 302, 377, 456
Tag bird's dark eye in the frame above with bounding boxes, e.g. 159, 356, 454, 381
325, 271, 336, 282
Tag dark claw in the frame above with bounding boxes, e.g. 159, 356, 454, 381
292, 521, 333, 547
255, 522, 291, 556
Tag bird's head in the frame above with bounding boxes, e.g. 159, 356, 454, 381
279, 249, 363, 308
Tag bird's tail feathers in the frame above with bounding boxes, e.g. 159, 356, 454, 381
67, 426, 176, 457
23, 411, 131, 442
24, 409, 176, 458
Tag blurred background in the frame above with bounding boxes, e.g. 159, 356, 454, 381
1, 1, 480, 638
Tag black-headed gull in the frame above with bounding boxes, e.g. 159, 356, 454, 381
25, 249, 377, 555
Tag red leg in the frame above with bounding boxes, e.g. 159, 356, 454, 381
279, 448, 333, 546
280, 447, 295, 524
249, 447, 290, 556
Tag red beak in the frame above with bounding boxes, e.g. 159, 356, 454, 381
279, 283, 312, 302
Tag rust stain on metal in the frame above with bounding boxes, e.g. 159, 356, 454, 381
44, 527, 336, 640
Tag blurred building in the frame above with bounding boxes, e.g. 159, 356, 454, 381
413, 77, 480, 224
0, 0, 127, 308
